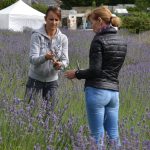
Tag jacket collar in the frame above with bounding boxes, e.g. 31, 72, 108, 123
96, 26, 117, 36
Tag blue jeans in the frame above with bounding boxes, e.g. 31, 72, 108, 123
85, 87, 120, 149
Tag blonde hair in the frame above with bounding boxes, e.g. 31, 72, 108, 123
87, 6, 122, 27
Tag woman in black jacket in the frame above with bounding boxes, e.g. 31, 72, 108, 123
65, 6, 127, 149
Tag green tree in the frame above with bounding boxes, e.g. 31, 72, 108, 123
135, 0, 150, 11
92, 0, 96, 7
128, 0, 136, 3
122, 12, 150, 32
0, 0, 17, 10
61, 0, 93, 9
120, 0, 135, 4
60, 0, 136, 9
105, 0, 120, 5
32, 3, 48, 14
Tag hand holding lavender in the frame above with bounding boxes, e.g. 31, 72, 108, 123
45, 51, 63, 70
45, 51, 55, 61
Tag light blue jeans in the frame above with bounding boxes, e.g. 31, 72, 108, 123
85, 87, 120, 149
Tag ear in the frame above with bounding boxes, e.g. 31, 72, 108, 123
98, 17, 102, 23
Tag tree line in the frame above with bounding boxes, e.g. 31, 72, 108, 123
61, 0, 136, 9
0, 0, 150, 11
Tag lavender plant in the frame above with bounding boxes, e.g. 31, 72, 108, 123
0, 29, 149, 150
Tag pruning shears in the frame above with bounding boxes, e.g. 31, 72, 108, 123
76, 60, 80, 70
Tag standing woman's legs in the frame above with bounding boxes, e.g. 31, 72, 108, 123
84, 87, 111, 148
24, 77, 43, 103
104, 91, 120, 149
43, 80, 58, 111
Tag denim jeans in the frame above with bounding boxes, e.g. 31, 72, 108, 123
85, 87, 120, 149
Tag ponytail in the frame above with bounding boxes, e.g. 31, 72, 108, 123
89, 6, 122, 27
110, 15, 122, 27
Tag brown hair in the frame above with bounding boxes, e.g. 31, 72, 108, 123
88, 6, 122, 27
45, 6, 61, 20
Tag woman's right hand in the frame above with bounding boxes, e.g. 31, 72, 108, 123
45, 51, 55, 60
64, 70, 76, 79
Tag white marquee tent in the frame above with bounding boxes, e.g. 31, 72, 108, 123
0, 0, 45, 32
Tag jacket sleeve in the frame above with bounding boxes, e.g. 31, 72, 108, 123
29, 33, 47, 65
75, 40, 102, 80
60, 35, 69, 68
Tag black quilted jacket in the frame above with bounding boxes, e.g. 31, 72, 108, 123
75, 27, 127, 91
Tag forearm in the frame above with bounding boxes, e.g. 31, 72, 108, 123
29, 55, 47, 65
75, 68, 101, 80
29, 33, 47, 65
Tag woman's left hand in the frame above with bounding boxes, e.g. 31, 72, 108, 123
53, 61, 63, 70
64, 70, 76, 79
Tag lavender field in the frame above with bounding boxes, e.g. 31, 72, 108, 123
0, 29, 150, 150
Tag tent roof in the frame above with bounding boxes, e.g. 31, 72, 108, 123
0, 0, 44, 16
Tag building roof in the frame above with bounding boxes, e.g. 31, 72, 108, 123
114, 8, 128, 14
22, 0, 59, 6
32, 0, 58, 6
